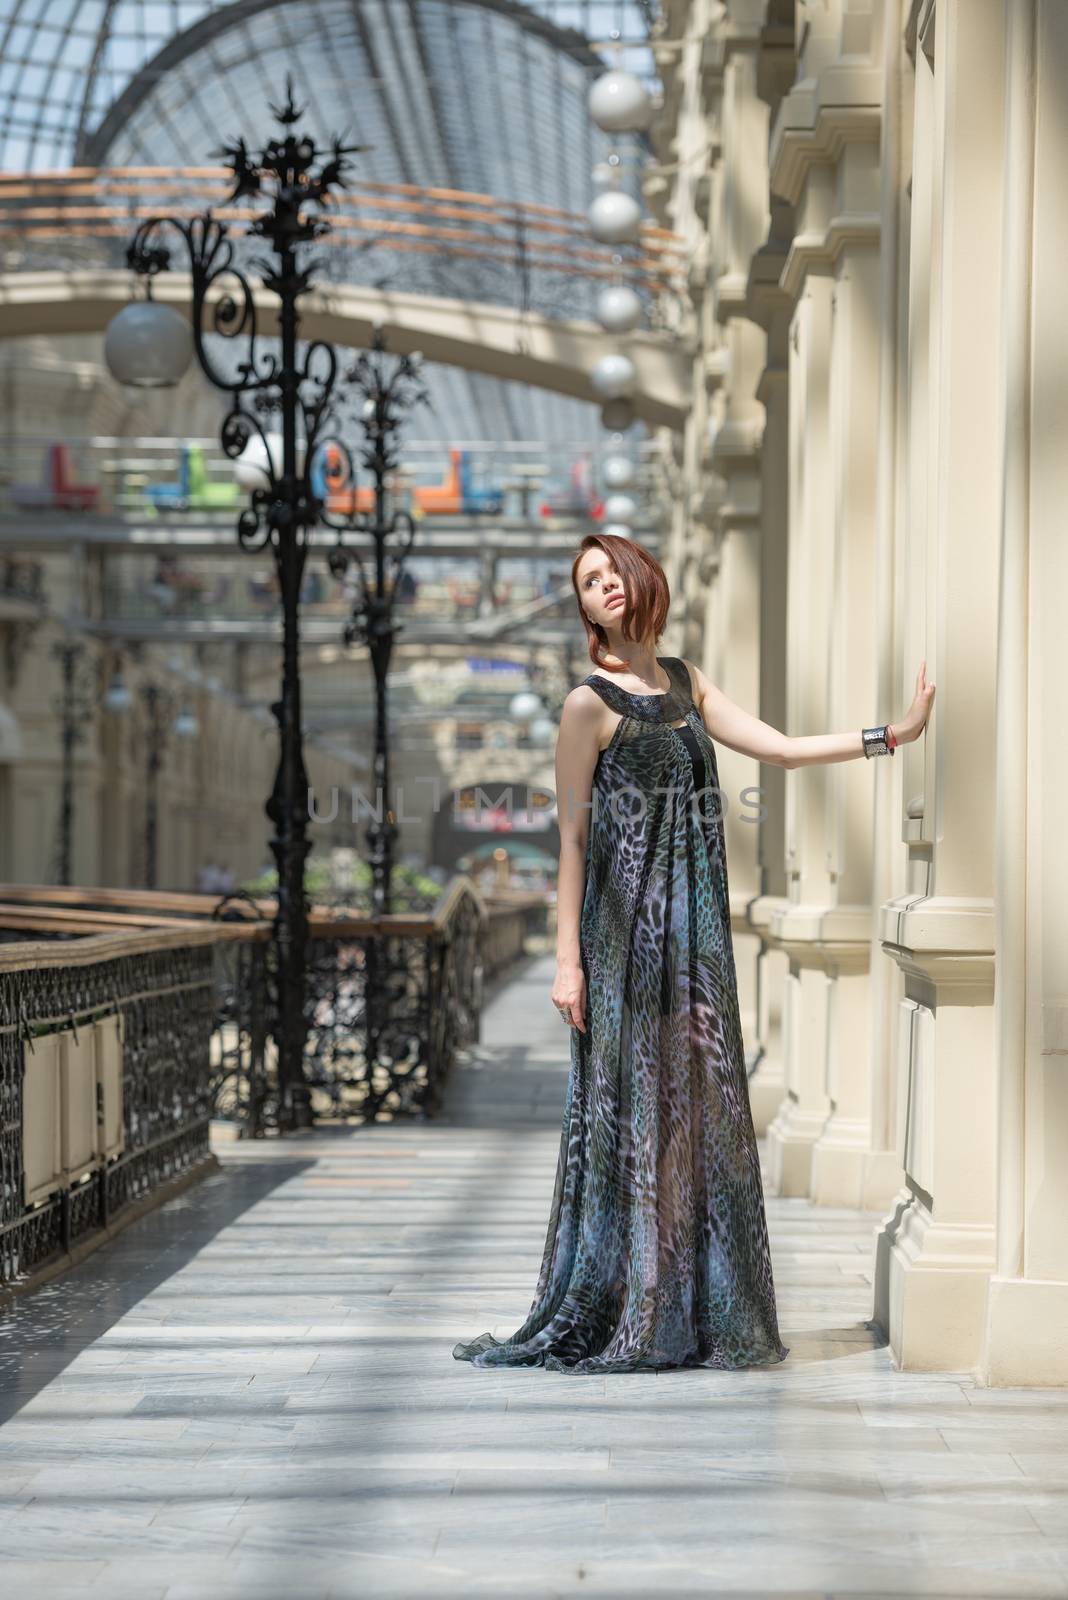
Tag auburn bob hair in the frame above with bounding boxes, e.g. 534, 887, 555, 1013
570, 533, 671, 670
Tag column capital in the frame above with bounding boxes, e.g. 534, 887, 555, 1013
780, 209, 881, 302
745, 893, 791, 935
768, 901, 874, 976
771, 98, 882, 207
709, 417, 764, 470
702, 343, 729, 394
879, 894, 996, 1007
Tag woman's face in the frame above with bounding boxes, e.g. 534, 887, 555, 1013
577, 551, 627, 628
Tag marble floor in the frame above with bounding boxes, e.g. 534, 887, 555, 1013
1, 953, 1067, 1598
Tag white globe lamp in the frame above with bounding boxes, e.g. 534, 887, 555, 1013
589, 191, 642, 245
103, 670, 133, 714
510, 691, 544, 721
233, 432, 309, 490
104, 301, 193, 389
588, 70, 652, 134
174, 705, 200, 740
590, 353, 637, 401
597, 284, 643, 334
603, 455, 635, 490
234, 432, 284, 491
603, 493, 638, 524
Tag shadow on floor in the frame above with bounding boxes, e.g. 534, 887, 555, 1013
0, 1155, 315, 1425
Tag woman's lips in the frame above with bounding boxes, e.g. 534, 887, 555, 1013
606, 596, 624, 609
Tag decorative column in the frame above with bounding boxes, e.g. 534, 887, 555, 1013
874, 0, 1006, 1370
860, 0, 912, 1221
655, 2, 721, 661
764, 253, 835, 1196
707, 5, 774, 1093
981, 0, 1068, 1386
762, 1, 886, 1200
737, 11, 798, 1138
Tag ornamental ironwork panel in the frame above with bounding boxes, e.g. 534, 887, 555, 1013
207, 884, 487, 1131
0, 943, 216, 1287
296, 887, 486, 1123
210, 934, 274, 1136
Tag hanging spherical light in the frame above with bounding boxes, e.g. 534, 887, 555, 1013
590, 353, 637, 401
104, 301, 193, 388
234, 432, 284, 491
597, 284, 643, 334
173, 704, 200, 740
603, 493, 638, 524
602, 455, 635, 490
103, 670, 133, 714
510, 691, 544, 721
588, 70, 653, 134
589, 190, 643, 245
601, 398, 635, 431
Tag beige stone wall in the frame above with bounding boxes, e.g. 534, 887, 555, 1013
653, 0, 1068, 1383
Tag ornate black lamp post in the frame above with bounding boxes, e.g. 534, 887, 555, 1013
323, 331, 429, 917
51, 639, 98, 887
102, 671, 196, 889
138, 682, 200, 890
106, 81, 365, 1130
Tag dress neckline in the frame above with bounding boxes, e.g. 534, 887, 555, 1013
581, 656, 695, 727
585, 656, 674, 700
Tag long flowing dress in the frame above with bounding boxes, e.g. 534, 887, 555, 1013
452, 656, 789, 1373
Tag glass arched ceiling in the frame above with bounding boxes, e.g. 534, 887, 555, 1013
0, 0, 662, 455
0, 0, 658, 174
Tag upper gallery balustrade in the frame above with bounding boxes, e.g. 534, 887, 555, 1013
0, 168, 686, 329
0, 434, 666, 534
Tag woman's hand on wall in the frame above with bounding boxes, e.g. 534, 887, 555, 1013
891, 660, 936, 746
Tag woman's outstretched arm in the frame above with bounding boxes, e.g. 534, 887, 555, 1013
683, 658, 936, 769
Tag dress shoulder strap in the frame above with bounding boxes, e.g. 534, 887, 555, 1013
581, 672, 631, 711
662, 657, 694, 703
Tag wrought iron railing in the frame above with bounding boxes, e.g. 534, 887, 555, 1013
296, 879, 486, 1123
0, 926, 224, 1287
0, 556, 44, 605
209, 880, 496, 1129
0, 878, 540, 1150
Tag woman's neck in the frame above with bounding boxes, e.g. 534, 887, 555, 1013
599, 638, 662, 688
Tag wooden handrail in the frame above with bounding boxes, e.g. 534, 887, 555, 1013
0, 877, 529, 948
0, 919, 265, 974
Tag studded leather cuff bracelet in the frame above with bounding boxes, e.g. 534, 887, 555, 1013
862, 724, 896, 758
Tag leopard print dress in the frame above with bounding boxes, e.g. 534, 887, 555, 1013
453, 656, 788, 1373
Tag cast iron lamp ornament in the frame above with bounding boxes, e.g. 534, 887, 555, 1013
51, 639, 99, 888
109, 78, 366, 1130
320, 327, 430, 918
139, 681, 195, 892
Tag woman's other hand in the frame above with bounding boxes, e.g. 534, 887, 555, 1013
552, 958, 587, 1033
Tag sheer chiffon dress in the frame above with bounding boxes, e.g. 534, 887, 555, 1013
453, 656, 788, 1373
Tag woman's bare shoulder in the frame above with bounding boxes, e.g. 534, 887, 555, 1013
565, 682, 604, 706
560, 684, 616, 752
561, 683, 609, 722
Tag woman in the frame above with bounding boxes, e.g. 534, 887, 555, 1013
453, 534, 935, 1373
